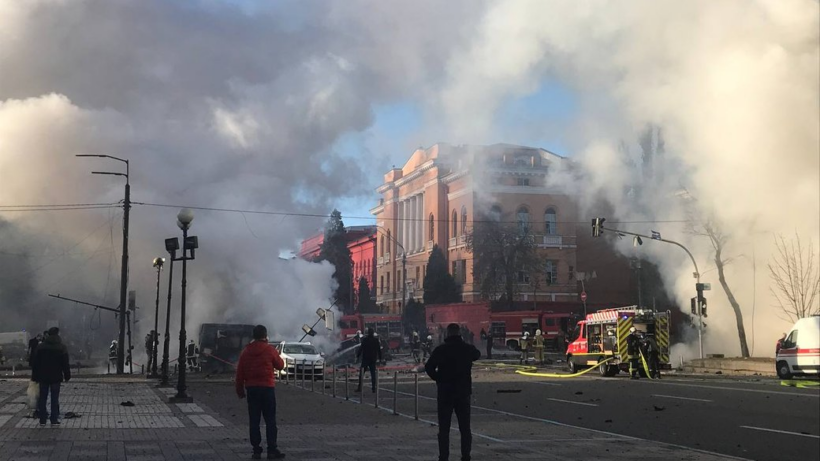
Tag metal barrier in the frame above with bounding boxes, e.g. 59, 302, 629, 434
345, 367, 349, 401
332, 367, 337, 398
301, 359, 306, 389
374, 371, 379, 408
414, 373, 419, 420
392, 372, 398, 415
311, 361, 315, 393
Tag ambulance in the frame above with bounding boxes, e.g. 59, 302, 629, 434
566, 306, 671, 376
775, 315, 820, 379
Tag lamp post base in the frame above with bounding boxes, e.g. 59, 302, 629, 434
147, 373, 160, 379
168, 395, 193, 403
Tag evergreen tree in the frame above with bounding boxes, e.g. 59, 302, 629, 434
403, 297, 426, 335
357, 277, 379, 313
318, 209, 353, 314
423, 245, 460, 305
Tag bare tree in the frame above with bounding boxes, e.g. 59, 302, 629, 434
465, 219, 543, 310
768, 233, 820, 323
683, 192, 750, 357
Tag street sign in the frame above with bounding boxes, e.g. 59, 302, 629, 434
580, 292, 587, 302
696, 283, 711, 291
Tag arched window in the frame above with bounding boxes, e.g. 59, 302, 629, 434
545, 208, 557, 235
517, 206, 530, 233
429, 214, 435, 241
461, 206, 467, 235
490, 205, 502, 222
452, 210, 458, 238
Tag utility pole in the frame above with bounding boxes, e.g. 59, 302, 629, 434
77, 154, 130, 374
401, 252, 407, 317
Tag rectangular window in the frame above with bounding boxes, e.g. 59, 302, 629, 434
517, 270, 530, 284
452, 261, 458, 281
459, 260, 467, 284
569, 265, 575, 281
396, 270, 401, 292
517, 177, 530, 186
380, 276, 384, 294
545, 261, 557, 285
386, 273, 391, 293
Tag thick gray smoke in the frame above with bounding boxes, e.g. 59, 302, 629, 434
1, 1, 817, 361
438, 0, 819, 357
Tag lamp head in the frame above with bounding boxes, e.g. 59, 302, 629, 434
164, 237, 180, 253
153, 257, 165, 268
177, 208, 194, 228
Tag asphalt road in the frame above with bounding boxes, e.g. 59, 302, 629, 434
191, 362, 819, 461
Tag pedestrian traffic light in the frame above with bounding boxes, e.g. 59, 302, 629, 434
701, 297, 707, 318
591, 218, 606, 237
690, 297, 697, 315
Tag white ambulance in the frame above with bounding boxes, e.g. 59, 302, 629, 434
776, 315, 820, 379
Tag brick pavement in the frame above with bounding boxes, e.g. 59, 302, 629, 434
0, 377, 744, 460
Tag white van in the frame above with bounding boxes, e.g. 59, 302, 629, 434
776, 315, 820, 379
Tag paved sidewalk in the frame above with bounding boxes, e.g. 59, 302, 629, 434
0, 377, 742, 460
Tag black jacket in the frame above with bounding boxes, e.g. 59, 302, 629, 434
357, 335, 382, 363
32, 335, 71, 385
424, 336, 480, 396
626, 333, 641, 356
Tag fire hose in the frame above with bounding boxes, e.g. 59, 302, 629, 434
202, 352, 236, 368
514, 357, 615, 378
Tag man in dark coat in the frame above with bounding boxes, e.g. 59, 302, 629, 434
31, 327, 71, 425
626, 327, 642, 380
355, 328, 382, 393
425, 323, 481, 461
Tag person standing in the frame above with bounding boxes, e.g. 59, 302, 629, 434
145, 331, 155, 373
28, 333, 42, 367
235, 325, 285, 460
533, 330, 545, 365
484, 330, 493, 360
776, 333, 786, 355
519, 332, 530, 365
31, 327, 71, 425
186, 340, 199, 372
425, 323, 480, 461
355, 328, 382, 393
626, 327, 642, 380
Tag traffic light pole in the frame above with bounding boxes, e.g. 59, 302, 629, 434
594, 222, 704, 359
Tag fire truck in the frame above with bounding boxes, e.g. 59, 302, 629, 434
339, 313, 404, 351
566, 306, 671, 376
426, 302, 578, 350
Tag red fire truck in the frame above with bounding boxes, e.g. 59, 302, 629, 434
339, 313, 404, 351
426, 302, 578, 350
566, 306, 671, 376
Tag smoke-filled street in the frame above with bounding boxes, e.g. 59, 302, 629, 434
1, 1, 818, 460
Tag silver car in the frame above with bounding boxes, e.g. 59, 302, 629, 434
273, 341, 324, 380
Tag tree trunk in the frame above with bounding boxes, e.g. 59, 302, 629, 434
715, 247, 750, 357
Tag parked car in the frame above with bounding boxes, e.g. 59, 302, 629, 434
273, 341, 324, 380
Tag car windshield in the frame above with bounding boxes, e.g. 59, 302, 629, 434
283, 344, 318, 355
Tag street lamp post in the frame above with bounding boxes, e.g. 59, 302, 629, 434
171, 208, 198, 403
76, 154, 130, 374
159, 240, 178, 386
149, 257, 165, 378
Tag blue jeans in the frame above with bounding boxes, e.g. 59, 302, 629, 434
38, 383, 61, 423
246, 387, 277, 454
358, 360, 377, 391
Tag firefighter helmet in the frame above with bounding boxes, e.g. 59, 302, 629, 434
536, 329, 542, 335
427, 335, 432, 341
629, 327, 637, 334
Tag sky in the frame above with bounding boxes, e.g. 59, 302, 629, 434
0, 0, 817, 360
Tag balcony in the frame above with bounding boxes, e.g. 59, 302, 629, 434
448, 237, 457, 248
542, 235, 562, 247
537, 234, 577, 248
377, 256, 384, 266
385, 252, 391, 263
428, 240, 434, 250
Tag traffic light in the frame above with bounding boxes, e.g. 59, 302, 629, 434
701, 297, 707, 317
591, 218, 606, 237
690, 297, 697, 315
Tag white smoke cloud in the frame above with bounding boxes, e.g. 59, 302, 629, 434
438, 0, 819, 356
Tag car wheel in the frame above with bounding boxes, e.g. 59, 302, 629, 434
776, 360, 792, 379
599, 362, 616, 377
568, 356, 577, 373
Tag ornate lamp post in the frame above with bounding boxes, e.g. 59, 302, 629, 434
170, 208, 198, 403
159, 239, 178, 386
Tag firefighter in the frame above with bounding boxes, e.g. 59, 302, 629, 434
641, 333, 661, 379
410, 331, 422, 363
519, 332, 530, 364
422, 335, 433, 362
626, 327, 642, 379
108, 340, 118, 370
533, 329, 545, 365
186, 340, 199, 372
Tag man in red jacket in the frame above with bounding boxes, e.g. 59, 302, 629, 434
236, 325, 286, 460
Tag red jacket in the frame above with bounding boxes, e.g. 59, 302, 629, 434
235, 341, 285, 396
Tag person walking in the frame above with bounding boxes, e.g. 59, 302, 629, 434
235, 325, 285, 460
425, 323, 481, 461
31, 327, 71, 425
355, 328, 382, 393
484, 330, 493, 360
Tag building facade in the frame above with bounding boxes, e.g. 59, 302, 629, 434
371, 143, 579, 314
